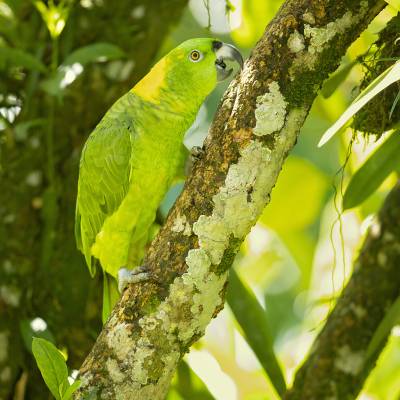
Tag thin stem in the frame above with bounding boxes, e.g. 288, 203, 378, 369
46, 37, 58, 186
40, 36, 59, 270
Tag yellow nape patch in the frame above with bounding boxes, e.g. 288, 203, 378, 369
132, 56, 168, 103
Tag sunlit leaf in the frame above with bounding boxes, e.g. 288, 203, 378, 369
260, 157, 328, 232
34, 1, 70, 39
319, 61, 400, 147
321, 60, 358, 98
0, 47, 46, 72
363, 335, 400, 400
32, 337, 69, 400
343, 131, 400, 210
231, 0, 282, 47
366, 296, 400, 361
384, 0, 400, 11
166, 389, 184, 400
227, 269, 286, 397
176, 361, 214, 400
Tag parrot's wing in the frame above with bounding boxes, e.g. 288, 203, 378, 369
75, 117, 132, 276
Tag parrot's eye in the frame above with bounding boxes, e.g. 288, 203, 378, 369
189, 50, 203, 62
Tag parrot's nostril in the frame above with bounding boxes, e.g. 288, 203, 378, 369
215, 58, 227, 69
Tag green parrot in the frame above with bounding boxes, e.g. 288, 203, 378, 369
75, 38, 243, 320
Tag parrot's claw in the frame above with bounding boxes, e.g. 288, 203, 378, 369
190, 146, 205, 162
118, 265, 151, 293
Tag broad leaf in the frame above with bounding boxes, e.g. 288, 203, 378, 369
176, 361, 214, 400
319, 61, 400, 147
0, 47, 46, 72
227, 269, 286, 397
63, 43, 125, 66
260, 156, 328, 232
366, 296, 400, 361
321, 60, 358, 99
384, 0, 400, 11
41, 43, 125, 96
32, 337, 69, 400
343, 131, 400, 210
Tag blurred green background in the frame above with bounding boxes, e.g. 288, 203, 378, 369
1, 0, 399, 399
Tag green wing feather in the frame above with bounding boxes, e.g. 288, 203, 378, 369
75, 111, 133, 276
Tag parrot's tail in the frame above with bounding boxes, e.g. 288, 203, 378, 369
102, 271, 120, 324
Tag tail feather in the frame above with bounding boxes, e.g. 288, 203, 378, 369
102, 272, 120, 324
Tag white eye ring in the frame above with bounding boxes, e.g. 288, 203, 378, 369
189, 50, 203, 62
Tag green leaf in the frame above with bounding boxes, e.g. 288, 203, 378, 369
366, 296, 400, 361
62, 379, 81, 400
63, 43, 125, 66
343, 131, 400, 209
259, 157, 328, 232
0, 47, 46, 72
32, 337, 69, 400
227, 269, 286, 397
321, 60, 358, 99
319, 61, 400, 147
384, 0, 400, 11
176, 361, 214, 400
20, 318, 55, 354
389, 89, 400, 120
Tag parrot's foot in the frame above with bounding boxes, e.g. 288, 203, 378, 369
118, 265, 151, 293
186, 146, 205, 175
190, 146, 205, 162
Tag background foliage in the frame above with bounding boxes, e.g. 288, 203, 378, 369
1, 0, 399, 399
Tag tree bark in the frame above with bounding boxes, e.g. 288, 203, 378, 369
285, 182, 400, 399
75, 0, 386, 398
0, 1, 187, 399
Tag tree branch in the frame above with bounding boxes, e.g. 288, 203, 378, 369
285, 182, 400, 399
76, 0, 386, 398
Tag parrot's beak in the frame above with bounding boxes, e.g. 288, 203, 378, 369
213, 41, 243, 82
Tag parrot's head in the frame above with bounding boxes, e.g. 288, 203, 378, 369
171, 38, 243, 86
132, 38, 243, 112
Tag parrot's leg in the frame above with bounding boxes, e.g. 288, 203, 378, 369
185, 146, 205, 175
117, 265, 151, 293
